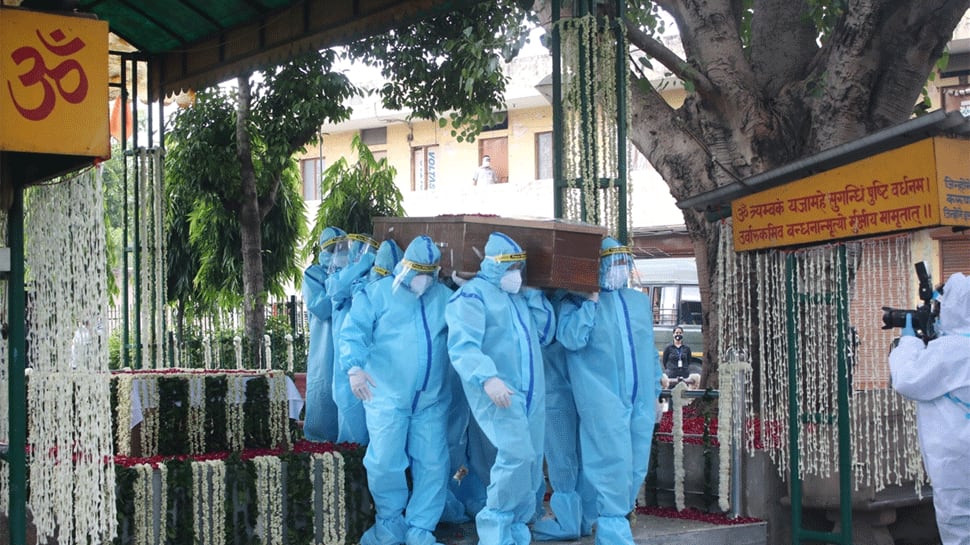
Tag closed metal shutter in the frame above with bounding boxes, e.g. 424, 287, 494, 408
941, 239, 970, 280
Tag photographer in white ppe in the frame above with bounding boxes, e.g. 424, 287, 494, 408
889, 272, 970, 545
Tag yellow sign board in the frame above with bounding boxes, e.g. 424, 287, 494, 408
0, 9, 108, 156
732, 137, 970, 251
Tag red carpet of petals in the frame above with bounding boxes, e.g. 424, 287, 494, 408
636, 505, 762, 525
655, 406, 782, 450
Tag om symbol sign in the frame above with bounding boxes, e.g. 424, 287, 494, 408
6, 28, 89, 121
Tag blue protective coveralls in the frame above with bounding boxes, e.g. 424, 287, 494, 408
889, 272, 970, 545
533, 289, 594, 540
339, 235, 452, 545
328, 233, 379, 444
445, 232, 555, 545
556, 237, 662, 545
302, 226, 346, 442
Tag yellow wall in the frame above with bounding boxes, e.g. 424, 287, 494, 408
298, 105, 556, 195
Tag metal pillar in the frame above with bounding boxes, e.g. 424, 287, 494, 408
550, 0, 629, 242
786, 246, 853, 544
4, 180, 27, 545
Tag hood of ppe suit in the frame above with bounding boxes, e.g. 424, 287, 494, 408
478, 231, 526, 285
317, 226, 347, 267
393, 235, 442, 287
599, 236, 632, 291
939, 272, 970, 335
369, 239, 403, 282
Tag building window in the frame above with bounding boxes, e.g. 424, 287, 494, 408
360, 127, 387, 146
478, 137, 509, 184
481, 111, 509, 132
412, 146, 439, 191
535, 132, 553, 180
301, 158, 323, 201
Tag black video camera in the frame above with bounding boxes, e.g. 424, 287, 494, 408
881, 261, 940, 344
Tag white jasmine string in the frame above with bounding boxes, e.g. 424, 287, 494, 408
24, 169, 117, 544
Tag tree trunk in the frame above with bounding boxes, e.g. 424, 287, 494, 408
625, 0, 970, 388
235, 75, 267, 365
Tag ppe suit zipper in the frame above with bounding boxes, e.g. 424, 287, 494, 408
412, 299, 433, 412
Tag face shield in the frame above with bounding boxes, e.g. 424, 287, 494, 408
600, 245, 633, 291
347, 234, 379, 264
326, 238, 351, 274
318, 234, 346, 269
392, 259, 442, 296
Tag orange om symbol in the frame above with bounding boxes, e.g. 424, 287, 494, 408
6, 28, 89, 121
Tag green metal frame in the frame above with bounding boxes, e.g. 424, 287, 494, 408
785, 246, 853, 544
550, 0, 629, 243
5, 181, 28, 545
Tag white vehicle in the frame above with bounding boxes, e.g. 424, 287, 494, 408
634, 257, 705, 364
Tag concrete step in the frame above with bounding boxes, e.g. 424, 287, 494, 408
434, 514, 768, 545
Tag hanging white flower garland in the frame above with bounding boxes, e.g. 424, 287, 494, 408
556, 13, 631, 240
285, 334, 294, 373
254, 455, 284, 545
312, 451, 347, 545
188, 375, 207, 455
717, 359, 752, 512
193, 459, 226, 545
24, 168, 117, 544
715, 221, 927, 494
671, 381, 689, 511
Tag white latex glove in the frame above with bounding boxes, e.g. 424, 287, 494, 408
587, 291, 599, 303
686, 373, 701, 389
451, 270, 469, 287
348, 366, 375, 401
661, 374, 670, 389
483, 377, 514, 408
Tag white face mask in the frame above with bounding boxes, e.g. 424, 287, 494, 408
605, 265, 629, 290
410, 274, 434, 296
500, 270, 522, 294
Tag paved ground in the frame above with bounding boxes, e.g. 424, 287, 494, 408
433, 513, 768, 545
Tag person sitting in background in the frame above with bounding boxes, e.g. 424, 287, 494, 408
661, 326, 701, 389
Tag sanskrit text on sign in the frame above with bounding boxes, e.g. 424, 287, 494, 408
731, 137, 970, 251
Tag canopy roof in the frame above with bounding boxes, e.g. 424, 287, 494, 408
21, 0, 469, 99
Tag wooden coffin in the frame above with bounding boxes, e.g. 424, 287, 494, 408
371, 215, 606, 292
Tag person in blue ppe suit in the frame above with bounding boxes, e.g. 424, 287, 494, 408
339, 235, 453, 545
557, 237, 663, 544
302, 226, 346, 442
328, 233, 379, 444
445, 231, 555, 545
440, 274, 491, 525
363, 239, 403, 287
533, 289, 594, 540
890, 272, 970, 545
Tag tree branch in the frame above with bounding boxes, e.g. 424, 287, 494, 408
624, 21, 714, 95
